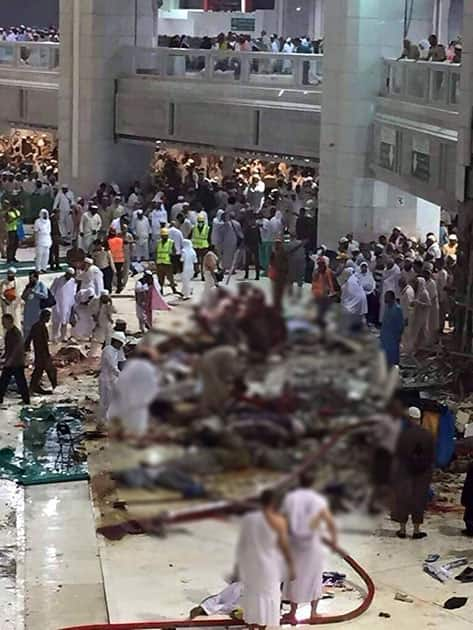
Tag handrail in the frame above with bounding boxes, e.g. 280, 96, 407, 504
121, 45, 323, 89
0, 40, 59, 71
381, 57, 461, 109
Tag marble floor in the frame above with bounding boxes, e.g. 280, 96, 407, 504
0, 257, 472, 630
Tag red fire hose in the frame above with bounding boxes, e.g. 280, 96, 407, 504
60, 423, 376, 629
57, 542, 374, 630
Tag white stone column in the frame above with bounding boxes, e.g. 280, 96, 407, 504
318, 0, 403, 246
59, 0, 154, 195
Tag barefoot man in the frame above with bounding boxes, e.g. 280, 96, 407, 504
282, 472, 338, 622
236, 489, 294, 630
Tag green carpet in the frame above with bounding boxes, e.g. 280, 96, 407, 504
0, 260, 67, 278
0, 405, 88, 486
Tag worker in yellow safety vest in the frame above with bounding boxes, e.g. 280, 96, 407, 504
4, 200, 21, 264
191, 213, 210, 280
156, 227, 180, 294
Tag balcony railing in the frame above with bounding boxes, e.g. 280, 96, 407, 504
382, 58, 461, 109
0, 41, 59, 71
123, 46, 324, 89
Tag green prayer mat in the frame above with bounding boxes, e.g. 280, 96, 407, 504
0, 405, 88, 486
0, 259, 66, 278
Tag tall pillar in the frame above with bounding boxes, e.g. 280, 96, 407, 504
59, 0, 155, 195
318, 0, 403, 246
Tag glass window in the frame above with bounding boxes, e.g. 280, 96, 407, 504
411, 151, 430, 181
379, 142, 396, 171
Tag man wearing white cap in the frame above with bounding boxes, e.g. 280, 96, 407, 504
33, 209, 52, 273
50, 268, 77, 342
79, 257, 104, 297
53, 184, 75, 243
131, 208, 151, 262
442, 233, 458, 261
0, 267, 19, 326
391, 406, 435, 539
150, 202, 169, 248
98, 331, 126, 424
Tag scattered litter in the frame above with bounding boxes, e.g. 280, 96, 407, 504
442, 558, 468, 572
322, 571, 346, 587
423, 557, 468, 583
423, 563, 449, 583
378, 612, 391, 618
444, 597, 468, 610
425, 554, 440, 563
394, 592, 413, 603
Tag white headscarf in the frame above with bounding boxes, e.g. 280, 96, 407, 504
181, 238, 197, 273
341, 270, 368, 315
356, 263, 376, 294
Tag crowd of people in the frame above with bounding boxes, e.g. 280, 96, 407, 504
0, 146, 460, 374
165, 30, 322, 54
313, 219, 458, 365
399, 33, 462, 63
0, 24, 59, 43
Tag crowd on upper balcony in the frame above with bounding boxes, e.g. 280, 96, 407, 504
164, 30, 323, 53
0, 25, 59, 43
399, 33, 462, 63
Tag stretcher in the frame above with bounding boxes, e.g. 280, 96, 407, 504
59, 423, 376, 629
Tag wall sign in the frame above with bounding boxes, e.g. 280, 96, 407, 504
231, 16, 256, 31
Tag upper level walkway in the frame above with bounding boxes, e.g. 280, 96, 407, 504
0, 42, 465, 207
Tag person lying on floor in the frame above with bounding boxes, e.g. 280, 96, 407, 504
190, 581, 243, 620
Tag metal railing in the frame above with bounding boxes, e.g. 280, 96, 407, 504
382, 58, 461, 109
123, 46, 323, 88
0, 41, 59, 71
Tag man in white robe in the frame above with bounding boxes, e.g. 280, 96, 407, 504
236, 489, 294, 630
107, 352, 160, 438
132, 210, 151, 261
406, 277, 431, 354
79, 205, 102, 253
89, 290, 116, 357
181, 239, 197, 299
399, 276, 415, 347
72, 287, 96, 339
53, 184, 75, 242
79, 257, 104, 297
424, 263, 440, 345
33, 209, 52, 272
50, 268, 77, 342
282, 473, 337, 622
98, 331, 126, 423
